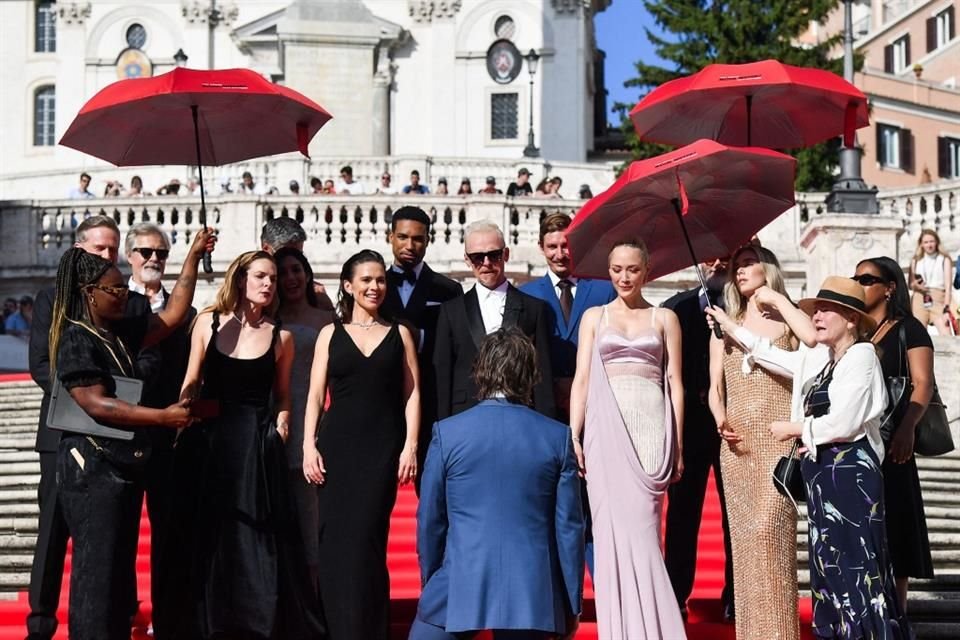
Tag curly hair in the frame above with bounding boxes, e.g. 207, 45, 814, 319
472, 327, 540, 406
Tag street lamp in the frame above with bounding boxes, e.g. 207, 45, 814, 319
825, 0, 878, 214
523, 48, 541, 158
174, 48, 188, 68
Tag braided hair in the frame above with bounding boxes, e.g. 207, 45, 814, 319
48, 248, 114, 374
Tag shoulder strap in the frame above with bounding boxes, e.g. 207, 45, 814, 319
211, 311, 221, 334
270, 318, 282, 349
651, 306, 658, 328
897, 320, 909, 379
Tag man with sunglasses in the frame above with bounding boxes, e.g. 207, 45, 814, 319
433, 220, 555, 421
124, 223, 196, 637
27, 216, 153, 640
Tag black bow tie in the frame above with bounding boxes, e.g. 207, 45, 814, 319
389, 267, 417, 286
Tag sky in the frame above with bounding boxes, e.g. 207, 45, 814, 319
595, 1, 664, 126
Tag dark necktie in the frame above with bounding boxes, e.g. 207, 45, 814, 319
557, 279, 573, 324
389, 267, 416, 287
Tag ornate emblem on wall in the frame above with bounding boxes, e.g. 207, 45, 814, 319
116, 48, 153, 80
552, 0, 589, 15
181, 1, 239, 26
409, 1, 462, 23
57, 2, 92, 25
486, 39, 522, 85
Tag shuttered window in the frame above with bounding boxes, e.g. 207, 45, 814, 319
876, 124, 913, 172
491, 93, 519, 140
34, 85, 56, 146
939, 136, 960, 179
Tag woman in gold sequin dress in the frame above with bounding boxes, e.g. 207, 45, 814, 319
707, 245, 802, 640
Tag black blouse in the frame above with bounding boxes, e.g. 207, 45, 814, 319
874, 315, 933, 379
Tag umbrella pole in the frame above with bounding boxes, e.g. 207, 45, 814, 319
191, 105, 213, 274
671, 198, 723, 339
746, 94, 752, 146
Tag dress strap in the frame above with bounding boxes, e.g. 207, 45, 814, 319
211, 311, 221, 335
650, 306, 658, 328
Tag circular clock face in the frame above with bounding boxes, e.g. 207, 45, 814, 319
486, 39, 522, 85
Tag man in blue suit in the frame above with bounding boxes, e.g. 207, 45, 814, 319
519, 212, 614, 575
412, 328, 584, 640
519, 212, 615, 420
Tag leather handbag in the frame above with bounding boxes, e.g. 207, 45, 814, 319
773, 439, 805, 514
877, 322, 954, 456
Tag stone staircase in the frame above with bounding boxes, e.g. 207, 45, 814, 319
0, 380, 958, 636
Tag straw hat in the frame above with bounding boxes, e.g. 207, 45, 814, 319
798, 276, 877, 334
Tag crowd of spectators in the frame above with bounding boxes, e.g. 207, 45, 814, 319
66, 166, 585, 200
1, 295, 33, 338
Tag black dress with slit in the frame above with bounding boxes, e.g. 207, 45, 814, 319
316, 322, 406, 640
165, 312, 324, 640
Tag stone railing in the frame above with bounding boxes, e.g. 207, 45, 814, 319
2, 180, 958, 305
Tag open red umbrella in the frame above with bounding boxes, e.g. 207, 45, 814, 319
60, 67, 333, 270
566, 138, 795, 286
629, 59, 868, 149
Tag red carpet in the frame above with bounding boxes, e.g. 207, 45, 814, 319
0, 462, 812, 639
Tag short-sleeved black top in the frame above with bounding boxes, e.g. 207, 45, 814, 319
874, 315, 934, 379
55, 315, 149, 438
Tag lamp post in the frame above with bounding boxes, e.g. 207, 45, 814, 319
173, 48, 188, 68
825, 0, 878, 214
523, 48, 541, 158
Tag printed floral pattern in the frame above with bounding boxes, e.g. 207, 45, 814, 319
802, 440, 912, 640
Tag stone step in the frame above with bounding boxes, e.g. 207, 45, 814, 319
0, 534, 36, 551
0, 572, 31, 589
0, 554, 32, 570
0, 451, 37, 463
0, 518, 39, 534
913, 621, 960, 639
0, 490, 36, 504
0, 437, 37, 450
798, 549, 960, 567
919, 469, 960, 482
0, 463, 39, 476
0, 504, 37, 517
0, 476, 39, 489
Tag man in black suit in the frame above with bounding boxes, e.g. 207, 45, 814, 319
433, 220, 555, 421
26, 216, 152, 640
380, 206, 463, 491
662, 257, 735, 622
122, 223, 196, 637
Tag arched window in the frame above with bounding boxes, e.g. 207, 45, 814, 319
35, 1, 56, 52
34, 85, 56, 146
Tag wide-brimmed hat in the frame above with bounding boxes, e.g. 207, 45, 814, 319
798, 276, 877, 333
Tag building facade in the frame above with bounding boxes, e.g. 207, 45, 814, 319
802, 0, 960, 189
0, 0, 615, 199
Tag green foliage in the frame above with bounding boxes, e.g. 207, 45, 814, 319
619, 0, 860, 191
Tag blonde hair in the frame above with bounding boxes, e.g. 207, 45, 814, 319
201, 251, 278, 319
913, 229, 950, 261
724, 245, 789, 321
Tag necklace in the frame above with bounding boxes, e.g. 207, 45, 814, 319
349, 320, 379, 330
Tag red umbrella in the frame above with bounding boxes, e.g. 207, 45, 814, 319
629, 59, 868, 149
566, 138, 796, 284
60, 67, 333, 270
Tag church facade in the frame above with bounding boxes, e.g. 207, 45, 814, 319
0, 0, 615, 198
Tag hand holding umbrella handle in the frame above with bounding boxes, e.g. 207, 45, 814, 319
670, 196, 724, 338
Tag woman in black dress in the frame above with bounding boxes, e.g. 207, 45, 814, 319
303, 249, 420, 640
173, 250, 323, 639
49, 229, 211, 640
854, 256, 935, 610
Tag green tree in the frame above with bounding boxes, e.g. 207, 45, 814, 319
618, 0, 852, 191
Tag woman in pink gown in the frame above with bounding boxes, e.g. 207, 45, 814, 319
570, 240, 687, 640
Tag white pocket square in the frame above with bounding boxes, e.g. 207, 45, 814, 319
426, 301, 443, 307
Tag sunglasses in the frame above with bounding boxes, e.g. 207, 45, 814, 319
466, 249, 505, 266
851, 274, 886, 287
131, 247, 170, 261
87, 283, 129, 298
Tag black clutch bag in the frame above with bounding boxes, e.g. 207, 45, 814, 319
773, 439, 805, 514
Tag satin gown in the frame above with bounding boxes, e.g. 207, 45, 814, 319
584, 307, 686, 640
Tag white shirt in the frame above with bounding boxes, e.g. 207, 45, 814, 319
476, 280, 509, 334
392, 262, 424, 307
335, 179, 368, 195
377, 185, 398, 195
731, 328, 887, 462
916, 254, 946, 290
128, 277, 166, 312
547, 270, 578, 302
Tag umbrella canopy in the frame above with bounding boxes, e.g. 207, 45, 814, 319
60, 67, 333, 166
566, 139, 796, 282
629, 59, 868, 149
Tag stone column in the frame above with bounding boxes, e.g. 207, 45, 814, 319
799, 213, 905, 294
371, 52, 393, 156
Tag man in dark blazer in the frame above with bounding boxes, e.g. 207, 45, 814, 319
519, 213, 615, 420
412, 328, 583, 640
380, 206, 463, 490
122, 223, 196, 637
433, 220, 555, 420
662, 257, 735, 622
26, 216, 152, 640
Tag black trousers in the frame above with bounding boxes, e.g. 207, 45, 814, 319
57, 436, 144, 640
144, 444, 176, 637
664, 428, 734, 607
26, 451, 69, 640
